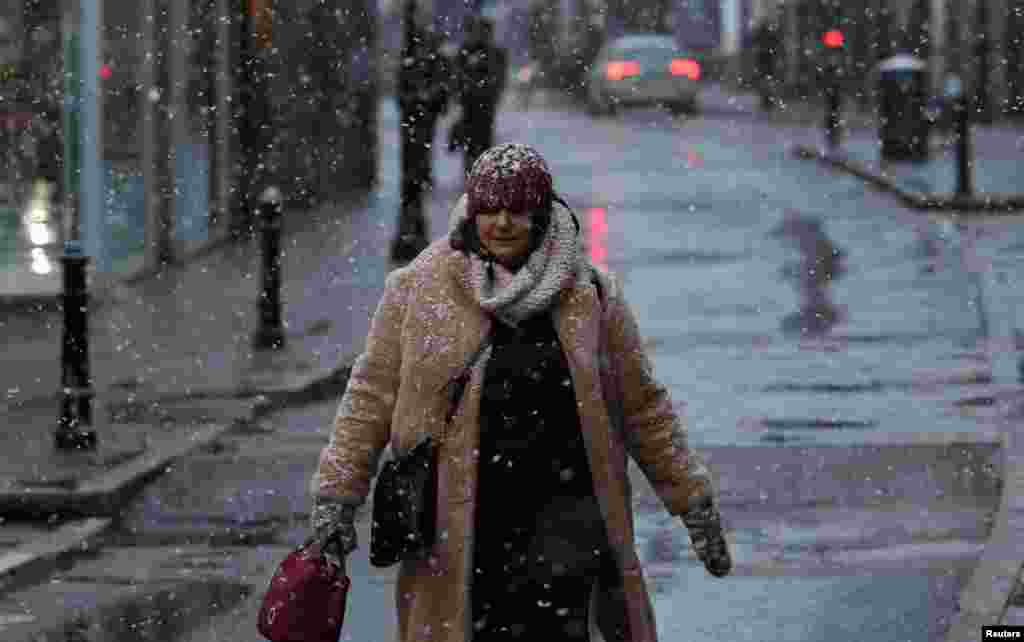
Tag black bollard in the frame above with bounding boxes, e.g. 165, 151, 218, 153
955, 94, 973, 198
56, 240, 97, 451
252, 186, 286, 350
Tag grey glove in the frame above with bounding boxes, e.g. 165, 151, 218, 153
681, 497, 732, 578
308, 498, 359, 568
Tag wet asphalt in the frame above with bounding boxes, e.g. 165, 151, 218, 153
2, 86, 1021, 640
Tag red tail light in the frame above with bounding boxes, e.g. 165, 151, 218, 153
670, 58, 701, 80
606, 60, 641, 81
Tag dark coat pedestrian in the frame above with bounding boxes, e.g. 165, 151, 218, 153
398, 24, 453, 205
35, 116, 62, 183
450, 18, 508, 176
34, 113, 63, 204
310, 144, 732, 642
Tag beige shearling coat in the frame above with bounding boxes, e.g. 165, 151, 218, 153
312, 236, 716, 642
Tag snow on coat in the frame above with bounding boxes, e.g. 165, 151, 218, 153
311, 196, 717, 642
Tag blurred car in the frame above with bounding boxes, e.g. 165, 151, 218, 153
586, 33, 701, 117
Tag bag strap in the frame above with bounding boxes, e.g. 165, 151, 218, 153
425, 318, 496, 578
441, 329, 494, 425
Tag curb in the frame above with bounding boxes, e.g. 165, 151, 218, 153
945, 426, 1024, 638
0, 517, 110, 597
794, 137, 1024, 630
791, 144, 1024, 215
790, 136, 1024, 628
3, 311, 1022, 634
0, 422, 233, 520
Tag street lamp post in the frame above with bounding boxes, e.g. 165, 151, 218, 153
822, 29, 845, 153
947, 75, 973, 199
235, 0, 274, 239
54, 6, 99, 451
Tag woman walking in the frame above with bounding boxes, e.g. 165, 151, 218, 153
310, 143, 731, 641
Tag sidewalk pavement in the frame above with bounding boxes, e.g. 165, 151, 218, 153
0, 91, 1021, 636
785, 100, 1024, 216
0, 95, 472, 601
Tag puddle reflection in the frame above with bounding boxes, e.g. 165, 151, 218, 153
49, 579, 247, 641
772, 210, 847, 338
586, 206, 609, 272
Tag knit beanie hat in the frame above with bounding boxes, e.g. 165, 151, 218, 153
465, 143, 554, 221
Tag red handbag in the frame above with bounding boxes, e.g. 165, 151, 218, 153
257, 542, 351, 642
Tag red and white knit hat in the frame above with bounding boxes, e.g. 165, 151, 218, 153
465, 143, 554, 219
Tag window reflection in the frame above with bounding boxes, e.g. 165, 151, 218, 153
23, 179, 57, 248
30, 248, 53, 275
29, 222, 53, 246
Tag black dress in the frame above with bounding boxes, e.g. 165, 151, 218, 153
471, 311, 613, 641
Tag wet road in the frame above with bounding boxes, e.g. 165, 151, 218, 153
496, 88, 1024, 448
5, 87, 1019, 640
64, 398, 979, 642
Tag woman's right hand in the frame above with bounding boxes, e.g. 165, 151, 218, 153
309, 498, 358, 572
306, 530, 348, 572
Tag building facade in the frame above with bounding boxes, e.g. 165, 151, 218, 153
1, 0, 378, 277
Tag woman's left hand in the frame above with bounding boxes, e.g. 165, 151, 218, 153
681, 499, 732, 578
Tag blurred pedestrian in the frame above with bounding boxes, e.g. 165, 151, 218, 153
398, 23, 452, 196
310, 143, 732, 642
34, 109, 63, 208
393, 1, 454, 261
449, 16, 508, 177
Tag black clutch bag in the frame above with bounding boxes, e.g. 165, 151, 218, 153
369, 435, 438, 568
369, 334, 494, 568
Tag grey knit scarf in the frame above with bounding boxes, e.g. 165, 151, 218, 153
447, 193, 594, 330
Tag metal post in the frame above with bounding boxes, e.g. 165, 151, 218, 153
955, 92, 972, 198
168, 0, 190, 254
61, 15, 80, 245
232, 8, 254, 238
81, 0, 107, 275
825, 75, 842, 151
212, 0, 232, 232
56, 240, 97, 451
142, 0, 173, 269
252, 186, 285, 350
235, 4, 273, 239
973, 0, 991, 124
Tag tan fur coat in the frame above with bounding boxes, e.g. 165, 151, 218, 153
312, 234, 716, 642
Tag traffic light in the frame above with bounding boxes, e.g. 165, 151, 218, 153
823, 29, 845, 49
